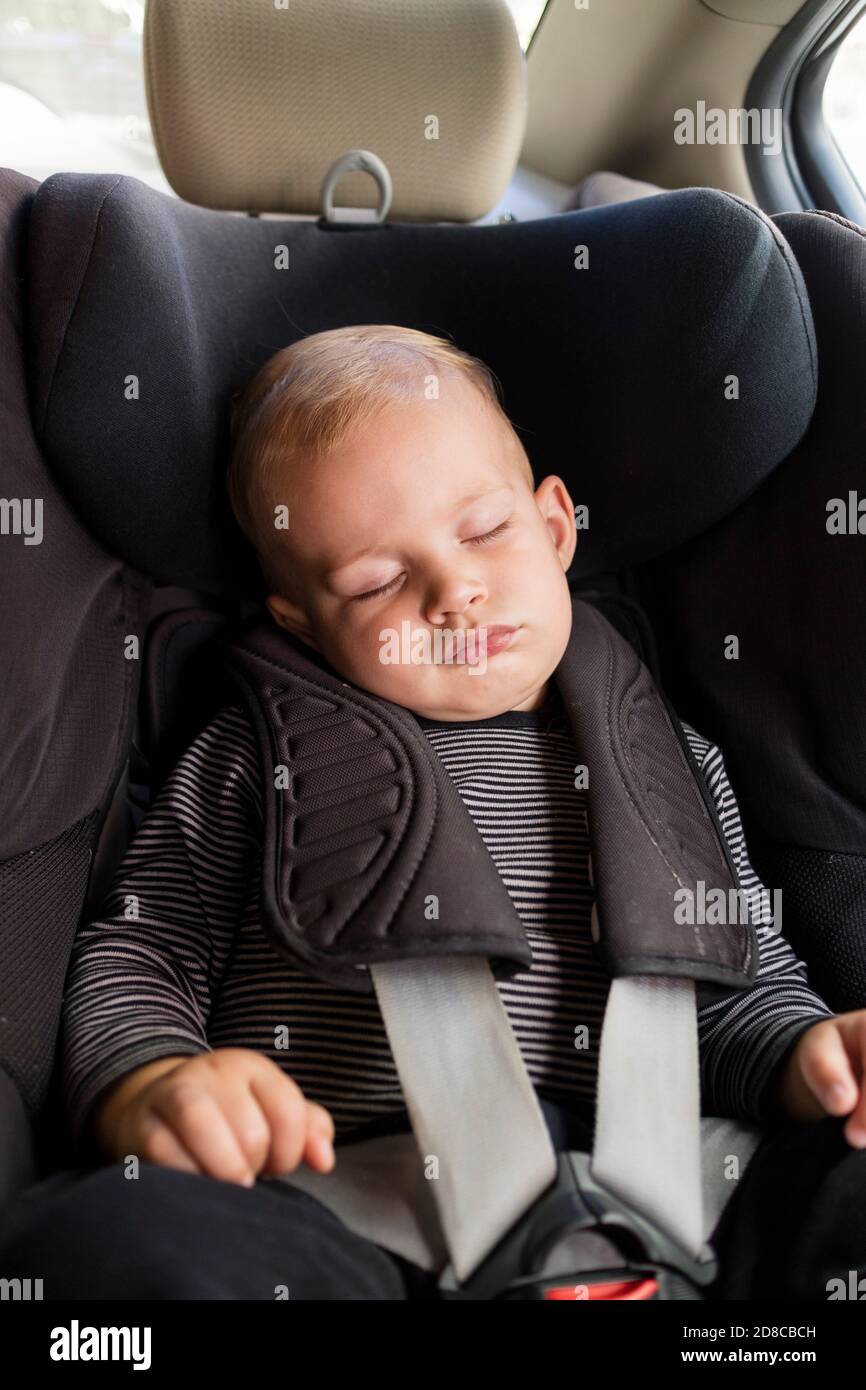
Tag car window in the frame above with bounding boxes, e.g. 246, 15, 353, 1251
0, 0, 170, 190
508, 0, 548, 49
823, 10, 866, 200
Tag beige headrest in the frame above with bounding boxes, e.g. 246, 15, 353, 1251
143, 0, 527, 222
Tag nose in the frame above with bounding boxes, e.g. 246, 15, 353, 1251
422, 565, 488, 628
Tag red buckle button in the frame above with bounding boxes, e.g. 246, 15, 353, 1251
544, 1277, 659, 1300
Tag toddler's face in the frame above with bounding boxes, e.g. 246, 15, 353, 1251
265, 374, 577, 720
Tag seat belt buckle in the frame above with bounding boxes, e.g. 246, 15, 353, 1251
437, 1150, 719, 1301
541, 1274, 660, 1300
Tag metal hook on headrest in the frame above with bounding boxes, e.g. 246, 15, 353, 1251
320, 149, 393, 225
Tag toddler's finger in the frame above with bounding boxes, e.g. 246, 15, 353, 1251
135, 1113, 202, 1176
800, 1024, 858, 1114
221, 1084, 272, 1176
304, 1101, 336, 1171
248, 1068, 309, 1175
306, 1100, 335, 1143
304, 1132, 336, 1172
843, 1018, 866, 1147
150, 1085, 256, 1187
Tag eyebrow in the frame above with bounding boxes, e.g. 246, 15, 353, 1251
323, 485, 514, 583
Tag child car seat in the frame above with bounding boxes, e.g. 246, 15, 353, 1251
571, 173, 866, 1018
1, 0, 864, 1297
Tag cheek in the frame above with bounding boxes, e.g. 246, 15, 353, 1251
330, 610, 395, 672
336, 620, 426, 697
519, 528, 564, 582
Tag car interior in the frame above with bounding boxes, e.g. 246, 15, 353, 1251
1, 0, 865, 1308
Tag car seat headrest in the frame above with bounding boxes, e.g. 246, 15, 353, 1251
26, 179, 816, 598
142, 0, 528, 222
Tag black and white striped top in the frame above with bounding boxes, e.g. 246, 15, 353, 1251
61, 689, 835, 1151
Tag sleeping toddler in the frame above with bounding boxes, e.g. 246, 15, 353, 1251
55, 326, 866, 1285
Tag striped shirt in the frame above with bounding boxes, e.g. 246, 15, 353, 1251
61, 689, 835, 1151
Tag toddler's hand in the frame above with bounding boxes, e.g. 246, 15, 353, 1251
776, 1012, 866, 1147
96, 1048, 336, 1187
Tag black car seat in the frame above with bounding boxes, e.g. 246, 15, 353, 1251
1, 0, 863, 1254
565, 165, 866, 1013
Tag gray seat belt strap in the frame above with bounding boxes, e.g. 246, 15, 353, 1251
368, 955, 558, 1284
278, 961, 740, 1281
370, 960, 714, 1276
591, 974, 711, 1262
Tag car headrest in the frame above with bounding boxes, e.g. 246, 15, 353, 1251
26, 177, 816, 599
142, 0, 527, 221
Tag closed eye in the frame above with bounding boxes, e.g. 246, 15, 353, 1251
351, 517, 514, 602
464, 517, 513, 547
352, 572, 405, 603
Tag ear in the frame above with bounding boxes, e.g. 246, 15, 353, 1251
534, 475, 578, 572
266, 593, 321, 652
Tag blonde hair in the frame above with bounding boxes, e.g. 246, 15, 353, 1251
227, 323, 531, 595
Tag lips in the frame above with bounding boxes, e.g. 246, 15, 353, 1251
477, 625, 518, 655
